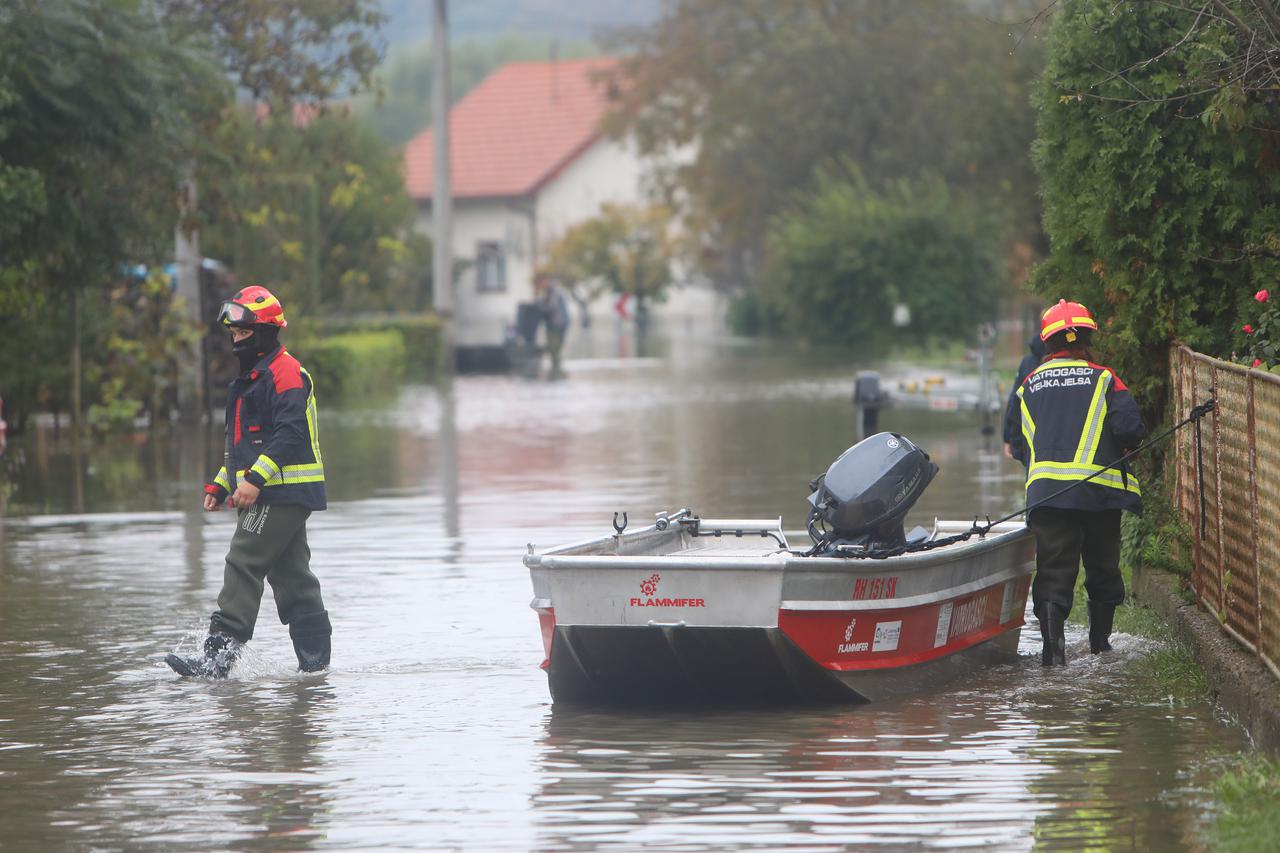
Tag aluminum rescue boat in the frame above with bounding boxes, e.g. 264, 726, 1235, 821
526, 432, 1036, 705
526, 511, 1033, 705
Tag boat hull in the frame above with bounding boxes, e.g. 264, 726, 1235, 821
543, 619, 1024, 706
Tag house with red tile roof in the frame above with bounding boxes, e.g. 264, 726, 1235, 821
404, 57, 657, 352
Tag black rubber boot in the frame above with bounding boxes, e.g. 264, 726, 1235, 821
165, 633, 243, 678
1040, 604, 1067, 667
1088, 601, 1116, 654
289, 611, 332, 673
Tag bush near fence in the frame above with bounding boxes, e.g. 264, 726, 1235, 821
1170, 344, 1280, 681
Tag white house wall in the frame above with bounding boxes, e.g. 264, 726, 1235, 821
534, 136, 647, 245
539, 137, 719, 334
415, 136, 712, 348
416, 198, 536, 347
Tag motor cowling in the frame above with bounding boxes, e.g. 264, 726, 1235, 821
807, 432, 938, 551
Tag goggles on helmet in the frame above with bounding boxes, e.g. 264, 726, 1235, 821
217, 301, 257, 328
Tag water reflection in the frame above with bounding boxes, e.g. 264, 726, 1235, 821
201, 682, 336, 850
0, 337, 1252, 850
534, 638, 1235, 852
535, 698, 1047, 851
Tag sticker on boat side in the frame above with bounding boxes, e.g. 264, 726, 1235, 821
872, 620, 902, 652
999, 581, 1015, 624
934, 602, 953, 648
948, 594, 987, 640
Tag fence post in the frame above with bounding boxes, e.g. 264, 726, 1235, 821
1190, 354, 1204, 604
1174, 348, 1186, 533
1249, 373, 1263, 649
1211, 364, 1226, 623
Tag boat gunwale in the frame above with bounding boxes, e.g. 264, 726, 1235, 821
526, 522, 1033, 574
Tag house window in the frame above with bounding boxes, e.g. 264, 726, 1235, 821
476, 241, 506, 293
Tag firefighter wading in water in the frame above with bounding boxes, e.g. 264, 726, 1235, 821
1009, 299, 1146, 666
166, 286, 331, 678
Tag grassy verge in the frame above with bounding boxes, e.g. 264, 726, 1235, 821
1212, 755, 1280, 852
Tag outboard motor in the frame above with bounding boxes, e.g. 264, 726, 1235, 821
806, 432, 939, 554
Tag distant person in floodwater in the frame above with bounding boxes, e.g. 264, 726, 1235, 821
1009, 299, 1146, 666
1002, 331, 1045, 464
166, 285, 331, 679
536, 274, 570, 380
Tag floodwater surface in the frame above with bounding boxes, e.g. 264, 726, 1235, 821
0, 337, 1251, 851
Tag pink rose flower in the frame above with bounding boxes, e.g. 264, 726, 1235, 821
1254, 358, 1264, 368
1244, 324, 1255, 334
1256, 289, 1270, 303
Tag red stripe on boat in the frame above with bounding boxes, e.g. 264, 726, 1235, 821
536, 607, 556, 670
779, 575, 1030, 672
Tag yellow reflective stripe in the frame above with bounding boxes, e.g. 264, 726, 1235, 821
250, 453, 280, 483
273, 462, 326, 485
213, 467, 230, 489
241, 463, 325, 487
248, 295, 281, 312
301, 367, 323, 465
1074, 370, 1110, 464
1041, 319, 1065, 336
1028, 358, 1088, 379
1028, 470, 1141, 494
1016, 385, 1036, 467
256, 454, 280, 477
1028, 461, 1141, 495
1072, 315, 1096, 327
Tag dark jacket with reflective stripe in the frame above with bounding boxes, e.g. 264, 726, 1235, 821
1011, 355, 1146, 515
206, 346, 326, 511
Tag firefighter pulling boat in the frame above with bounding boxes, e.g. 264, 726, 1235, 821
526, 432, 1036, 705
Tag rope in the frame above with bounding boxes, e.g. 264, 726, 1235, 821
807, 398, 1217, 559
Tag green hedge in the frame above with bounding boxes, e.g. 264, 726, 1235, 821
297, 330, 406, 400
294, 313, 447, 400
369, 315, 447, 381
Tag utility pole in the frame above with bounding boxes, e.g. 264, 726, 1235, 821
432, 0, 455, 371
175, 174, 205, 421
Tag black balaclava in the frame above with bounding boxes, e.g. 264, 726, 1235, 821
232, 324, 280, 373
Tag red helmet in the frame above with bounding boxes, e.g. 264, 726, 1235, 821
1039, 298, 1097, 343
217, 285, 287, 329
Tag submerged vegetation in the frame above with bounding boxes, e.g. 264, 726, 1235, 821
1213, 755, 1280, 851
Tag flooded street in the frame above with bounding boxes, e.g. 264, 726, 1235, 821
0, 338, 1251, 851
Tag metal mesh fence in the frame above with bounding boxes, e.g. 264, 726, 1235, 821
1171, 345, 1280, 679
